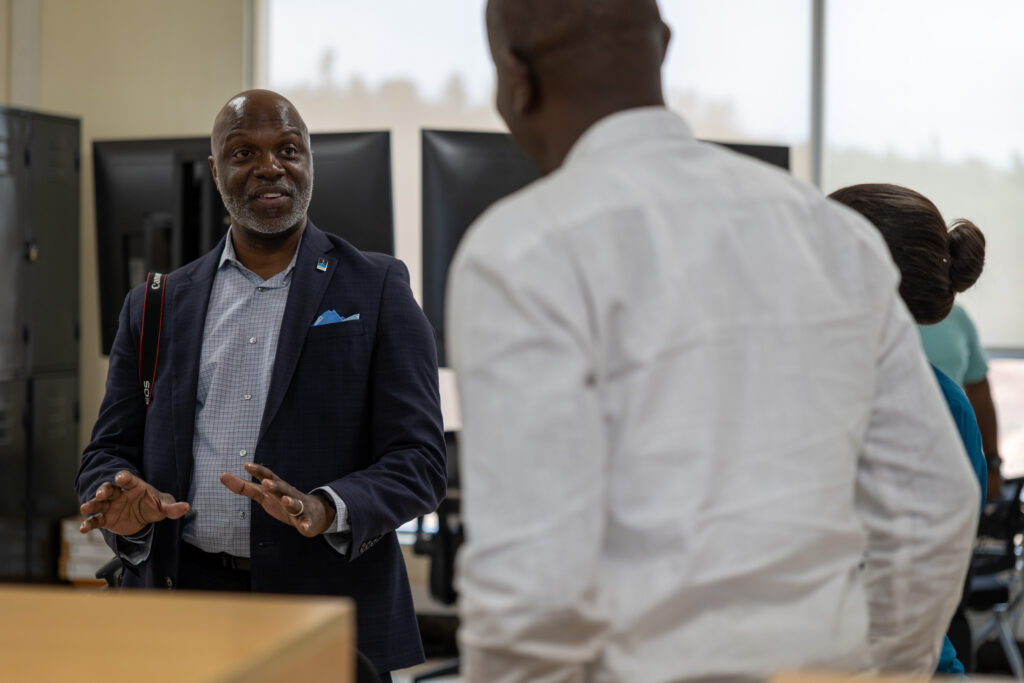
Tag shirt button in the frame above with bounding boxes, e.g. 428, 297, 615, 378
239, 449, 248, 457
249, 337, 257, 344
243, 393, 252, 400
257, 287, 265, 292
238, 511, 246, 519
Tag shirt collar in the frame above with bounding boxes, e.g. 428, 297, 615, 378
218, 226, 304, 278
563, 106, 694, 168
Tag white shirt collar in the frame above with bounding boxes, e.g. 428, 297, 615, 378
563, 106, 694, 168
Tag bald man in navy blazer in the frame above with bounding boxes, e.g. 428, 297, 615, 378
76, 90, 446, 678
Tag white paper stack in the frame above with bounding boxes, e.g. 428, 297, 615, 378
59, 516, 115, 584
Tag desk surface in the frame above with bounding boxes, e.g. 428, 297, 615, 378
0, 585, 354, 683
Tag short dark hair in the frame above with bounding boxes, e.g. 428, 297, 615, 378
828, 183, 985, 324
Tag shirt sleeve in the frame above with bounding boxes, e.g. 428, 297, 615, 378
112, 524, 155, 566
314, 486, 352, 555
448, 236, 609, 683
960, 309, 989, 384
857, 291, 980, 675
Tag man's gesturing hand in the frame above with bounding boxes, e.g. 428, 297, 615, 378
79, 471, 190, 536
220, 463, 336, 537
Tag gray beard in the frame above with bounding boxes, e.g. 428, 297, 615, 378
216, 169, 314, 235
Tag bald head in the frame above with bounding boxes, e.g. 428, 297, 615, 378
485, 0, 669, 172
486, 0, 664, 62
211, 89, 309, 154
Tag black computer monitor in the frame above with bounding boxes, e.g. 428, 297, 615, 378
420, 128, 789, 366
421, 130, 542, 366
94, 137, 214, 355
709, 140, 789, 170
94, 131, 393, 354
305, 131, 394, 256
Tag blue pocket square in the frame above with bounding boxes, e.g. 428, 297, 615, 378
312, 310, 360, 327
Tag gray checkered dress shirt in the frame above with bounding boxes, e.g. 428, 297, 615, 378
182, 232, 298, 557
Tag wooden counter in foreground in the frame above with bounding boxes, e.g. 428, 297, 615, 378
772, 671, 1011, 682
0, 585, 354, 683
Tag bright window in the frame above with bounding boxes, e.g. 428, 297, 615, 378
823, 0, 1024, 349
259, 1, 815, 297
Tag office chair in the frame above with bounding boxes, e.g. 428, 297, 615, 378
95, 556, 124, 590
412, 431, 463, 682
354, 649, 384, 683
968, 476, 1024, 679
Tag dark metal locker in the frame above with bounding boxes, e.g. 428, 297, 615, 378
0, 379, 27, 516
0, 106, 80, 584
30, 372, 80, 518
0, 112, 30, 378
0, 518, 27, 579
0, 379, 29, 581
0, 518, 58, 582
24, 115, 80, 373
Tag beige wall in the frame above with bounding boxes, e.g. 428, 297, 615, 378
19, 0, 247, 448
0, 0, 9, 102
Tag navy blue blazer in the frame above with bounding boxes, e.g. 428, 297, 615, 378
76, 222, 447, 673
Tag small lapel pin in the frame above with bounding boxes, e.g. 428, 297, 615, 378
316, 257, 328, 272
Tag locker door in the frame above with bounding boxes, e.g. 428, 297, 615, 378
31, 372, 80, 518
24, 115, 80, 373
27, 371, 80, 582
0, 379, 27, 515
0, 111, 29, 377
0, 379, 28, 580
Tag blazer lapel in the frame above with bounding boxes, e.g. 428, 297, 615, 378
169, 239, 222, 495
258, 222, 336, 445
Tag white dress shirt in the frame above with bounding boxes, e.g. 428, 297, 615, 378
447, 108, 979, 683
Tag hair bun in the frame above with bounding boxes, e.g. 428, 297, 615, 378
947, 218, 985, 293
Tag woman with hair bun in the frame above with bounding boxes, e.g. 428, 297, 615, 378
829, 184, 985, 325
829, 183, 986, 677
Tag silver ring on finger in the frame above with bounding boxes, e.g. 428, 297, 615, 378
288, 498, 305, 518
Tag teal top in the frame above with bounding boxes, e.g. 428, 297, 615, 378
931, 365, 987, 677
919, 305, 988, 385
